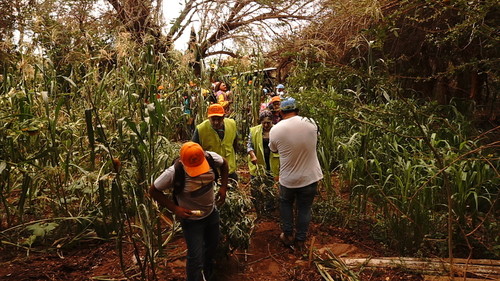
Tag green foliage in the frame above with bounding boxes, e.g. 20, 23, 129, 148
218, 183, 256, 254
0, 37, 206, 279
312, 195, 348, 227
250, 175, 279, 218
379, 0, 499, 101
288, 61, 499, 256
23, 222, 59, 248
0, 3, 498, 279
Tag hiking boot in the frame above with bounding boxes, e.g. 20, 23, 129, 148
280, 233, 294, 247
295, 240, 306, 255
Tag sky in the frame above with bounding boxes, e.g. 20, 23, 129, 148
12, 0, 191, 51
162, 1, 191, 51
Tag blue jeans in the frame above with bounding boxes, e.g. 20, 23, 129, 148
279, 182, 318, 241
180, 209, 220, 281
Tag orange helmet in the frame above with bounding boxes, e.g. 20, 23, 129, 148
180, 142, 210, 177
207, 104, 225, 117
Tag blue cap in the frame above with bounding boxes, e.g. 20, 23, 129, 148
276, 84, 285, 89
280, 97, 297, 111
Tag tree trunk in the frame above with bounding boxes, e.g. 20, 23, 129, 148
434, 77, 449, 105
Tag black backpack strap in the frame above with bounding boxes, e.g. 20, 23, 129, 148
205, 152, 219, 182
172, 158, 184, 205
172, 154, 219, 205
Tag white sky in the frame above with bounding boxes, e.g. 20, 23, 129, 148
12, 1, 191, 51
162, 1, 191, 51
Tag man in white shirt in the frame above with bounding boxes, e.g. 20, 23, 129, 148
269, 97, 323, 252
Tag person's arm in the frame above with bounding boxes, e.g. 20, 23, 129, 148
149, 184, 193, 219
191, 128, 200, 144
216, 157, 230, 205
233, 132, 239, 152
269, 129, 278, 153
248, 151, 257, 164
217, 92, 230, 108
246, 131, 257, 164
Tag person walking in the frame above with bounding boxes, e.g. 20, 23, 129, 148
247, 109, 280, 216
180, 82, 198, 139
267, 95, 282, 124
149, 142, 229, 281
214, 81, 232, 116
247, 110, 279, 179
192, 104, 238, 182
269, 97, 323, 252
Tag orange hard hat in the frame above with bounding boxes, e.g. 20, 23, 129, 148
207, 104, 225, 117
179, 142, 210, 177
271, 96, 281, 103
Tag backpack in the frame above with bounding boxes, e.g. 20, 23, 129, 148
172, 152, 219, 205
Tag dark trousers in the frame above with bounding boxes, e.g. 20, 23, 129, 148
180, 209, 220, 281
279, 182, 318, 241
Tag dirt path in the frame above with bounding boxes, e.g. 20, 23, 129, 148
215, 219, 371, 281
0, 167, 423, 280
212, 215, 423, 280
155, 216, 422, 280
0, 214, 423, 280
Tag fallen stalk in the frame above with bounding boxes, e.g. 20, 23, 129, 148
246, 249, 289, 265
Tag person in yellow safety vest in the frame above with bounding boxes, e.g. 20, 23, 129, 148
247, 110, 279, 179
192, 104, 238, 182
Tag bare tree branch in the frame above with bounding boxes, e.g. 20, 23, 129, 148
199, 0, 317, 58
205, 50, 240, 58
103, 0, 321, 71
166, 0, 196, 42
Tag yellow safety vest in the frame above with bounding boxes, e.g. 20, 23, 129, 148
197, 119, 237, 174
248, 124, 279, 177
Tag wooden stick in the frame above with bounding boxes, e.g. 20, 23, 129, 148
268, 243, 281, 264
341, 257, 500, 279
308, 236, 316, 267
246, 249, 288, 265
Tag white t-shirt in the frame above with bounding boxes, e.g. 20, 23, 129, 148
153, 151, 224, 219
269, 115, 323, 188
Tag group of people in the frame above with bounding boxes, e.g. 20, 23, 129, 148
150, 83, 323, 281
211, 81, 286, 120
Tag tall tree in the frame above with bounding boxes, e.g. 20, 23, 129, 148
191, 0, 320, 59
0, 0, 35, 68
106, 0, 168, 51
6, 0, 322, 75
106, 0, 321, 71
269, 0, 499, 108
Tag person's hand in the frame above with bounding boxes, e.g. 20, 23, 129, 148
250, 155, 258, 164
216, 187, 227, 206
173, 206, 193, 219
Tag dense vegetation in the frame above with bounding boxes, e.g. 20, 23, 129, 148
0, 0, 498, 279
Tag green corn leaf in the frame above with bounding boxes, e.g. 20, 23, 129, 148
0, 161, 6, 174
